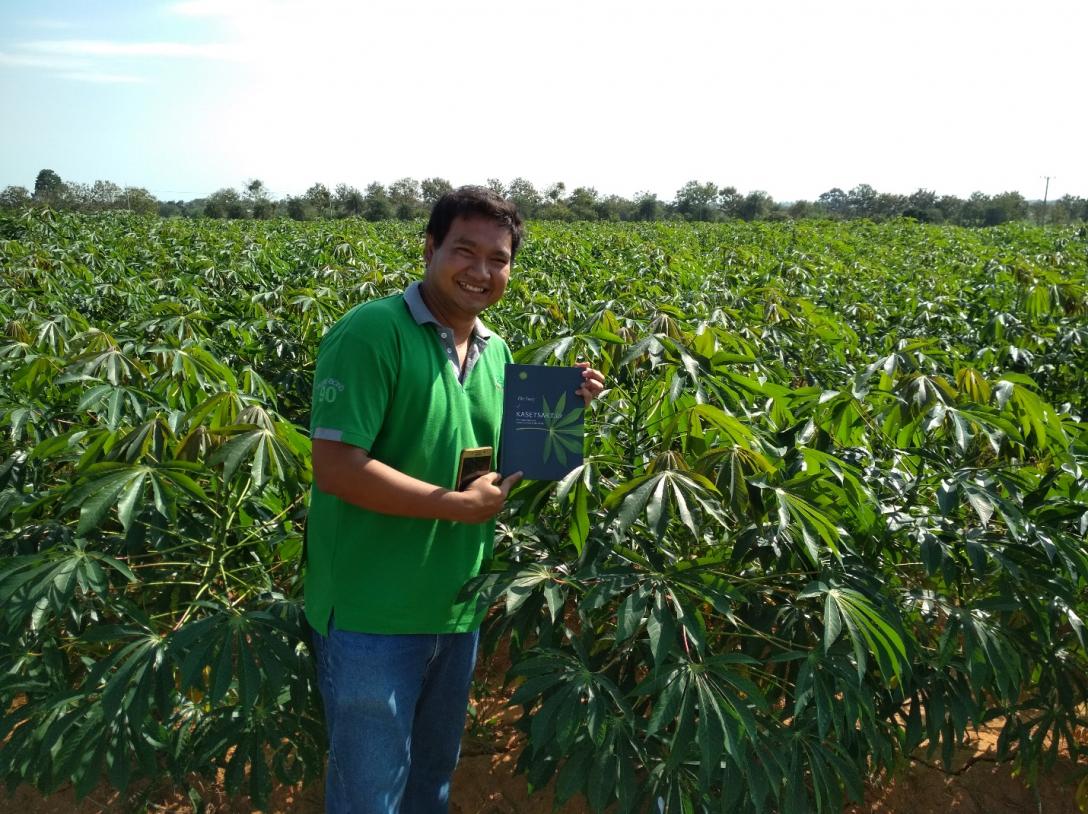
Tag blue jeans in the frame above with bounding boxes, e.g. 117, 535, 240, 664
311, 619, 480, 814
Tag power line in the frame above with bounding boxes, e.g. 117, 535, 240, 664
1040, 175, 1055, 226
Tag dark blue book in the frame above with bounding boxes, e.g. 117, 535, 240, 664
500, 364, 584, 481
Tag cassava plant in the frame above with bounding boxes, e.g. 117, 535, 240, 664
1, 210, 1086, 811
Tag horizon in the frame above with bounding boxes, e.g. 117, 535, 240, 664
1, 169, 1076, 207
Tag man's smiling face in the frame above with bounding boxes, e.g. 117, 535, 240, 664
422, 215, 513, 325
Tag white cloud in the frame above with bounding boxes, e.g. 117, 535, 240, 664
169, 0, 267, 17
5, 0, 1086, 198
23, 39, 244, 60
0, 50, 89, 70
55, 71, 146, 84
2, 35, 237, 87
1, 39, 238, 87
23, 18, 78, 30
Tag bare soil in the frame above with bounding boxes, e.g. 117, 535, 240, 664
844, 724, 1086, 814
5, 653, 1084, 813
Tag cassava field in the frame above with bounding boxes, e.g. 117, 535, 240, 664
1, 210, 1087, 813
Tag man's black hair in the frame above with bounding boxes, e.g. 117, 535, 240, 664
426, 186, 524, 259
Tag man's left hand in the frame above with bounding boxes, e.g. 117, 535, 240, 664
575, 361, 606, 406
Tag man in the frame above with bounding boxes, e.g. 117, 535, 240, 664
306, 186, 604, 813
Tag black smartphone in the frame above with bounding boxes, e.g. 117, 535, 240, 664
455, 446, 494, 491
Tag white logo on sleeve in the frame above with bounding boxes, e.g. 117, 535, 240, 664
316, 378, 345, 403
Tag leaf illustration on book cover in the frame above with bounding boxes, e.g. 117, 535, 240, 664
520, 391, 583, 466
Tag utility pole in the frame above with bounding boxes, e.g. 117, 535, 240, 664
1040, 176, 1054, 226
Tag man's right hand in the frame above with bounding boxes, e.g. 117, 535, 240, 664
313, 439, 523, 524
455, 471, 523, 523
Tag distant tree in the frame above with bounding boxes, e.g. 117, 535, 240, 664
362, 182, 393, 221
633, 191, 663, 221
122, 187, 159, 215
227, 196, 247, 219
1050, 194, 1088, 225
506, 177, 541, 218
787, 200, 817, 219
984, 191, 1028, 226
252, 200, 276, 219
420, 177, 453, 207
959, 192, 990, 227
60, 182, 92, 211
736, 190, 774, 222
165, 198, 200, 218
596, 194, 635, 221
536, 183, 569, 219
538, 201, 574, 221
544, 182, 566, 204
33, 169, 64, 204
935, 195, 964, 224
304, 183, 332, 217
388, 177, 424, 219
334, 184, 365, 217
566, 187, 601, 221
1027, 200, 1044, 225
204, 188, 245, 219
872, 192, 907, 221
674, 181, 718, 221
907, 188, 937, 209
12, 171, 1055, 227
717, 186, 742, 219
241, 179, 274, 218
903, 189, 941, 223
89, 180, 123, 210
285, 196, 313, 221
1073, 197, 1088, 222
0, 186, 31, 209
816, 188, 849, 219
158, 200, 185, 218
244, 179, 267, 201
845, 184, 878, 219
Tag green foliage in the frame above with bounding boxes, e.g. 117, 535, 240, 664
1, 211, 1087, 810
8, 169, 1088, 225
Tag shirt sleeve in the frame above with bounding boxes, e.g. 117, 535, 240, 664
310, 308, 398, 452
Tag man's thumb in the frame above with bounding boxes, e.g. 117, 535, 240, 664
499, 471, 523, 496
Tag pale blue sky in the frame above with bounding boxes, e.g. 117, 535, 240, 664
2, 0, 1085, 203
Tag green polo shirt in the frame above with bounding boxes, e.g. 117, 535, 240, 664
305, 290, 511, 635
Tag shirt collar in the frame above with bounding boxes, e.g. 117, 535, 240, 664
403, 281, 492, 339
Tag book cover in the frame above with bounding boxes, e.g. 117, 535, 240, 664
500, 364, 584, 481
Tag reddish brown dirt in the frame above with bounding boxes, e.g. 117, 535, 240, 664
5, 655, 1084, 813
844, 724, 1086, 814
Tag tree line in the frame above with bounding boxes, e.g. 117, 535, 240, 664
4, 169, 1087, 227
1, 169, 160, 216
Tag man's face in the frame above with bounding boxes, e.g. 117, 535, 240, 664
423, 215, 513, 323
